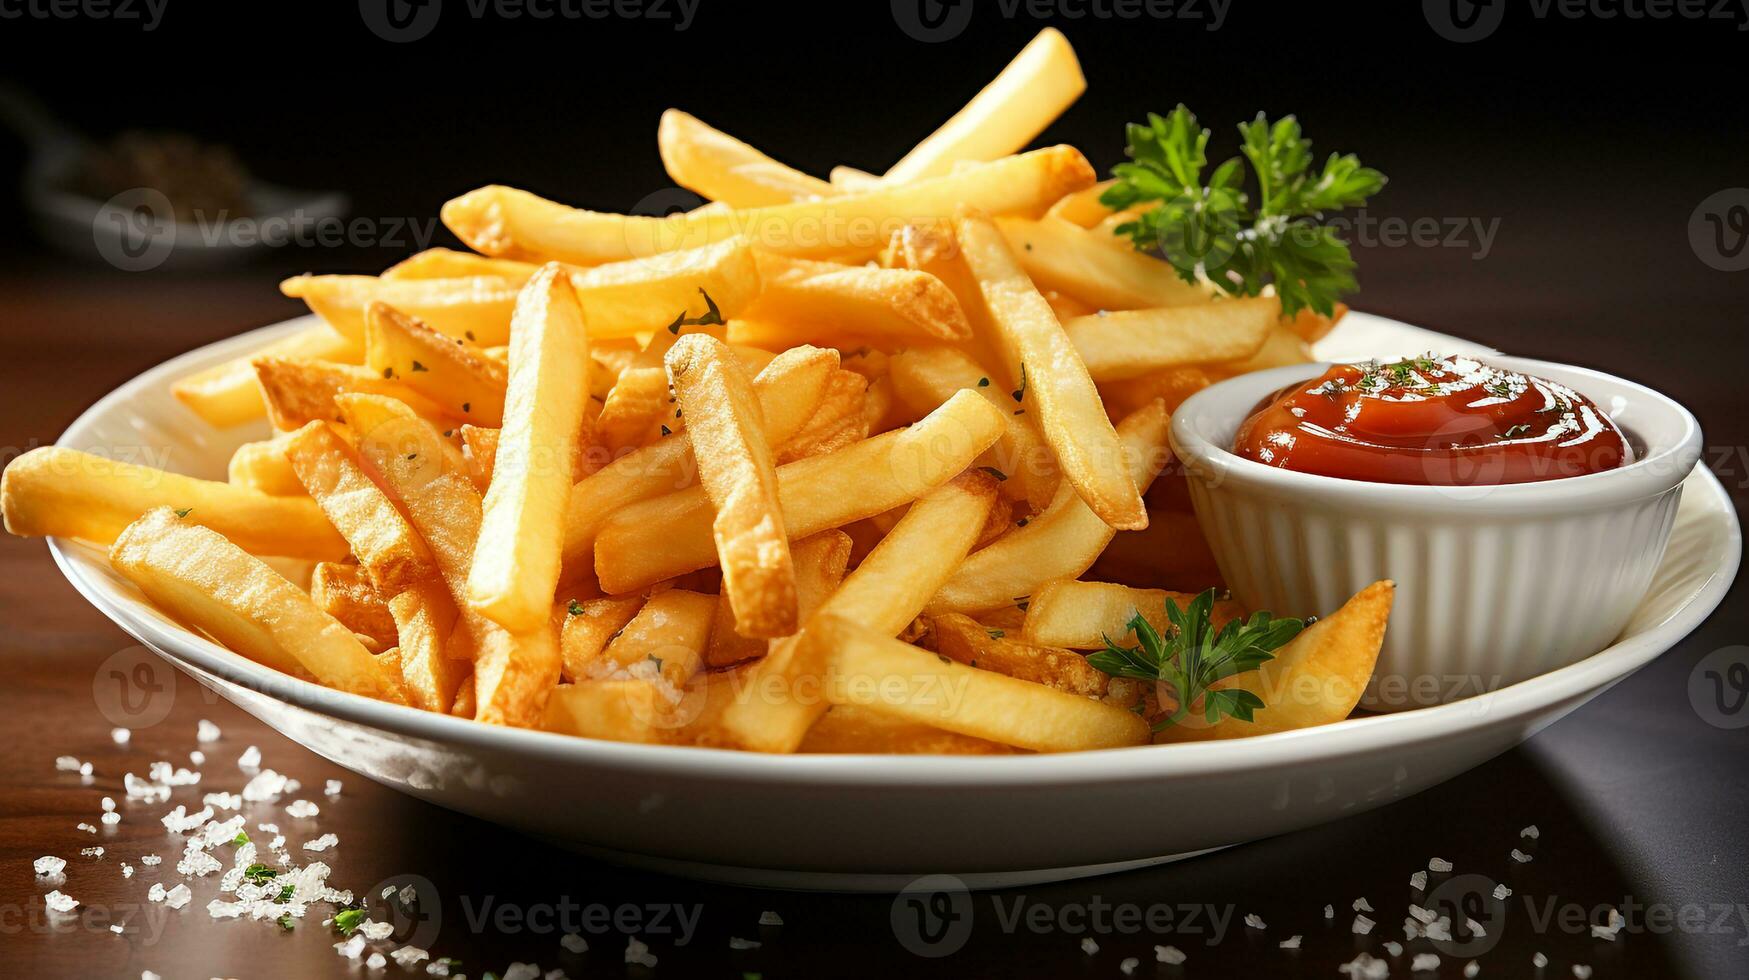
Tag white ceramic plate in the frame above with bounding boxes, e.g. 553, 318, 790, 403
46, 313, 1740, 892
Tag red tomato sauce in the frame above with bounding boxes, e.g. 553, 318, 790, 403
1232, 356, 1633, 485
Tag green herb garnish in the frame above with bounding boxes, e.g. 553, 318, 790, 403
567, 598, 586, 616
231, 831, 250, 846
333, 907, 367, 936
411, 360, 428, 373
1102, 106, 1385, 318
1087, 589, 1302, 729
1011, 363, 1028, 403
977, 466, 1008, 482
173, 508, 193, 518
242, 863, 278, 884
665, 288, 725, 334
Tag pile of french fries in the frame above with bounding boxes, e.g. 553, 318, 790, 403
1, 30, 1393, 754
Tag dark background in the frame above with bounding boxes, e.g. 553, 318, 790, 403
1, 1, 1746, 977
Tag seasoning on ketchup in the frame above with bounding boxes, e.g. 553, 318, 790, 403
1233, 355, 1633, 485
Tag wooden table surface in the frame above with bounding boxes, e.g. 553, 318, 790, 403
2, 220, 1745, 979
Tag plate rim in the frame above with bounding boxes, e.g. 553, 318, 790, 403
46, 312, 1743, 787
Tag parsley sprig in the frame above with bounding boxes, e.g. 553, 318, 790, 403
1087, 589, 1302, 729
1102, 106, 1385, 318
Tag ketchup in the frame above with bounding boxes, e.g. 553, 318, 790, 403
1232, 356, 1632, 485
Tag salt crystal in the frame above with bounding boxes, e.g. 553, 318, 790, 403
1353, 897, 1373, 912
1404, 917, 1426, 940
1155, 945, 1186, 965
365, 953, 387, 970
125, 772, 171, 803
560, 933, 588, 953
303, 834, 340, 852
426, 961, 453, 977
1533, 952, 1548, 968
34, 856, 66, 876
76, 823, 97, 834
325, 779, 343, 796
1383, 941, 1404, 956
164, 884, 192, 910
1120, 956, 1140, 975
1426, 916, 1454, 942
44, 890, 78, 913
758, 910, 783, 926
1412, 953, 1441, 971
624, 937, 657, 967
122, 863, 134, 878
144, 972, 162, 980
1244, 913, 1266, 929
1465, 962, 1481, 978
1590, 907, 1625, 940
242, 769, 289, 802
56, 755, 83, 771
1324, 904, 1334, 919
81, 846, 104, 857
542, 970, 566, 980
1511, 848, 1533, 863
381, 885, 396, 899
161, 804, 214, 833
190, 750, 205, 765
1572, 967, 1592, 979
360, 918, 395, 941
1409, 904, 1437, 924
286, 799, 320, 819
728, 937, 760, 950
1352, 914, 1375, 935
1279, 935, 1301, 949
1410, 870, 1427, 891
1467, 916, 1487, 938
101, 797, 116, 812
1338, 953, 1390, 980
1429, 857, 1453, 873
398, 884, 418, 906
203, 792, 242, 811
258, 822, 280, 833
503, 965, 538, 980
197, 720, 221, 742
335, 935, 367, 959
101, 812, 121, 826
81, 762, 94, 777
1521, 824, 1540, 839
110, 924, 124, 934
238, 746, 261, 769
141, 854, 161, 866
391, 947, 431, 968
112, 728, 132, 745
1080, 937, 1099, 955
207, 899, 245, 919
1493, 884, 1512, 900
148, 884, 168, 902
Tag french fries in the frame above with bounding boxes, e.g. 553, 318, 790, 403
110, 508, 396, 700
467, 265, 591, 632
442, 146, 1095, 264
6, 28, 1416, 755
666, 335, 797, 638
956, 209, 1144, 529
1, 446, 347, 560
883, 28, 1086, 184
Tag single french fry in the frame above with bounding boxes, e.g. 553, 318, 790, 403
365, 302, 508, 426
956, 209, 1144, 529
227, 433, 306, 496
560, 345, 839, 578
995, 216, 1213, 310
559, 594, 643, 682
1021, 580, 1245, 650
310, 562, 398, 649
888, 346, 1057, 510
460, 424, 498, 492
441, 146, 1095, 264
0, 446, 347, 560
773, 369, 868, 465
798, 704, 1014, 755
1064, 297, 1277, 382
705, 530, 852, 668
714, 472, 997, 752
930, 611, 1110, 697
594, 321, 722, 453
1098, 365, 1218, 419
382, 248, 539, 283
828, 165, 882, 192
541, 679, 675, 744
1155, 582, 1394, 741
253, 356, 452, 432
594, 389, 1004, 593
595, 588, 717, 687
283, 420, 436, 593
666, 334, 796, 638
809, 614, 1147, 751
1044, 180, 1116, 227
109, 508, 395, 700
281, 274, 522, 346
658, 109, 835, 207
563, 237, 761, 337
172, 325, 362, 429
883, 29, 1086, 184
744, 251, 973, 344
931, 400, 1170, 613
1217, 319, 1316, 374
387, 579, 465, 713
468, 265, 591, 632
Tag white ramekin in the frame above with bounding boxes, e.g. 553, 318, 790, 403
1169, 357, 1703, 710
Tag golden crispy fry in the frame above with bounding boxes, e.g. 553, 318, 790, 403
888, 346, 1057, 510
365, 302, 508, 426
1063, 297, 1278, 382
714, 472, 997, 752
594, 389, 1004, 593
995, 216, 1213, 310
559, 346, 839, 579
595, 588, 717, 688
310, 562, 398, 649
172, 325, 361, 429
808, 614, 1147, 751
666, 334, 797, 638
1043, 180, 1116, 227
564, 237, 761, 336
743, 251, 973, 344
253, 356, 451, 431
1021, 580, 1245, 649
387, 579, 466, 714
883, 28, 1086, 183
227, 432, 306, 497
109, 508, 396, 700
1217, 318, 1317, 374
558, 594, 643, 682
658, 109, 835, 207
281, 274, 521, 346
0, 446, 346, 560
460, 424, 498, 492
1097, 365, 1218, 419
593, 322, 723, 453
1155, 582, 1394, 741
382, 248, 539, 283
441, 146, 1095, 264
468, 265, 592, 632
705, 530, 852, 668
450, 674, 477, 717
930, 611, 1110, 697
798, 704, 1014, 755
931, 400, 1170, 612
955, 209, 1144, 529
284, 421, 436, 593
773, 369, 869, 465
828, 165, 882, 191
